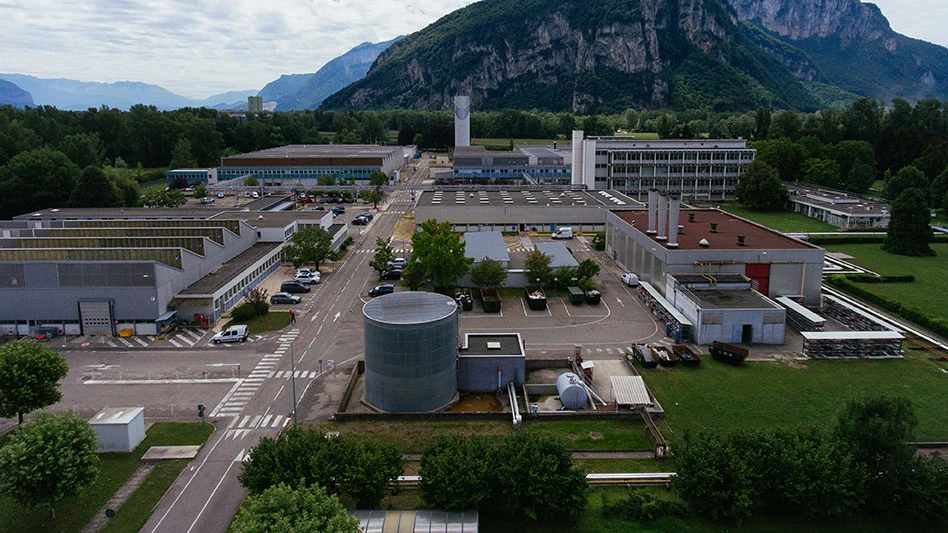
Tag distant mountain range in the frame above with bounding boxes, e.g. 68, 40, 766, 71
0, 74, 257, 111
0, 36, 402, 112
0, 79, 33, 108
264, 37, 404, 111
322, 0, 948, 113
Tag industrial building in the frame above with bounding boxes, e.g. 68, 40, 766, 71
605, 191, 825, 345
165, 168, 218, 187
414, 188, 639, 233
0, 202, 345, 336
217, 144, 406, 186
457, 333, 525, 393
450, 146, 571, 185
787, 185, 891, 229
571, 131, 756, 200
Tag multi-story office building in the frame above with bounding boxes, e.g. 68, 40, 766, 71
571, 131, 755, 201
451, 146, 571, 185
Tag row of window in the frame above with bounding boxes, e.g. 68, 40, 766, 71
609, 151, 754, 162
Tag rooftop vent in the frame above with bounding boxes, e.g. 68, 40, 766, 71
710, 222, 718, 233
678, 225, 684, 234
699, 238, 710, 247
737, 235, 746, 246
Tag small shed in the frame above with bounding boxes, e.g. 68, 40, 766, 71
534, 241, 579, 268
463, 231, 510, 266
89, 407, 145, 453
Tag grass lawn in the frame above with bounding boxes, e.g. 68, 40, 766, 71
720, 203, 840, 233
824, 242, 948, 322
642, 355, 948, 441
0, 422, 212, 533
313, 418, 653, 453
224, 310, 292, 334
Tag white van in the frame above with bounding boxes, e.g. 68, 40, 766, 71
212, 324, 249, 344
551, 227, 573, 239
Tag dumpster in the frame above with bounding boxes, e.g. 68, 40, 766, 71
567, 286, 584, 305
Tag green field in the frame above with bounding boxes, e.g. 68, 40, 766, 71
720, 203, 840, 233
825, 242, 948, 322
0, 422, 212, 533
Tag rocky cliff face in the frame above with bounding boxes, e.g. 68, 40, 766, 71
727, 0, 948, 102
728, 0, 889, 46
324, 0, 815, 112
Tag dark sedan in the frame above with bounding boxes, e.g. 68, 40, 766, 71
380, 268, 402, 280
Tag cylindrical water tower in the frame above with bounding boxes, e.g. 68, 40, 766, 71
363, 291, 459, 412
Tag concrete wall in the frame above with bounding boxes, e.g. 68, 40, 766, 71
458, 356, 525, 392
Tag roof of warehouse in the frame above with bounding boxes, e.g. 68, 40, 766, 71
417, 189, 641, 208
223, 144, 400, 160
363, 291, 458, 324
179, 243, 282, 295
463, 231, 510, 262
690, 288, 783, 310
613, 209, 816, 251
534, 242, 579, 268
89, 407, 144, 425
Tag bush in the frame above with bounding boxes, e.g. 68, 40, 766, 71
604, 491, 686, 521
231, 303, 258, 322
845, 274, 915, 283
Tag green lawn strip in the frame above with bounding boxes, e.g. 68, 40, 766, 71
315, 418, 652, 452
223, 310, 293, 334
824, 242, 948, 322
0, 422, 212, 533
105, 459, 189, 532
720, 203, 840, 233
642, 358, 948, 441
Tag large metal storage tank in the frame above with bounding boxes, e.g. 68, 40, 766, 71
363, 291, 459, 412
556, 372, 588, 410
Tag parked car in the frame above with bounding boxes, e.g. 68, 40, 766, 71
244, 191, 251, 198
387, 257, 408, 269
313, 206, 325, 211
331, 206, 346, 215
380, 268, 402, 280
281, 281, 311, 293
212, 324, 249, 344
270, 292, 302, 305
294, 271, 321, 285
369, 284, 394, 297
201, 196, 215, 204
621, 272, 640, 287
216, 192, 225, 198
252, 191, 259, 199
351, 215, 369, 226
360, 212, 374, 220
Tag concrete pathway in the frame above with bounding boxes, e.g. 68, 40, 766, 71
82, 463, 156, 533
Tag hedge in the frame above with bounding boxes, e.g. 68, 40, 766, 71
845, 274, 915, 283
825, 276, 948, 339
809, 234, 948, 245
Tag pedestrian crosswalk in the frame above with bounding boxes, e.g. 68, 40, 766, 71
227, 413, 291, 430
272, 370, 320, 379
210, 329, 300, 418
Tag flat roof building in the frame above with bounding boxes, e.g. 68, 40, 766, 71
450, 146, 571, 186
787, 184, 891, 229
572, 131, 755, 200
218, 144, 405, 186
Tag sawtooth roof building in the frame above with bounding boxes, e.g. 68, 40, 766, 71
216, 144, 407, 186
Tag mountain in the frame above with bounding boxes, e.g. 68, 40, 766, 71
321, 0, 821, 113
258, 74, 313, 103
0, 74, 257, 111
274, 36, 404, 110
0, 79, 32, 108
726, 0, 948, 103
321, 0, 948, 113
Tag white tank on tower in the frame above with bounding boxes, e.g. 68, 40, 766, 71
454, 95, 471, 147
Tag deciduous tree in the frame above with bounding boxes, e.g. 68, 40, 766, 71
69, 165, 120, 208
284, 227, 333, 269
735, 160, 788, 210
0, 340, 69, 424
369, 237, 394, 277
0, 411, 98, 517
469, 258, 507, 288
0, 147, 80, 219
408, 219, 472, 290
524, 250, 553, 287
230, 483, 360, 533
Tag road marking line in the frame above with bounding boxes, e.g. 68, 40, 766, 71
261, 415, 273, 427
250, 415, 261, 428
168, 338, 182, 348
273, 415, 284, 427
133, 337, 148, 346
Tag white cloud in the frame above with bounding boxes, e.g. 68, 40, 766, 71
2, 0, 945, 99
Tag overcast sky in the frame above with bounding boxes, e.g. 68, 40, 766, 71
2, 0, 945, 99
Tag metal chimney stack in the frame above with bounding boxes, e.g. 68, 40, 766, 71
657, 192, 668, 241
667, 194, 681, 248
647, 189, 658, 234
